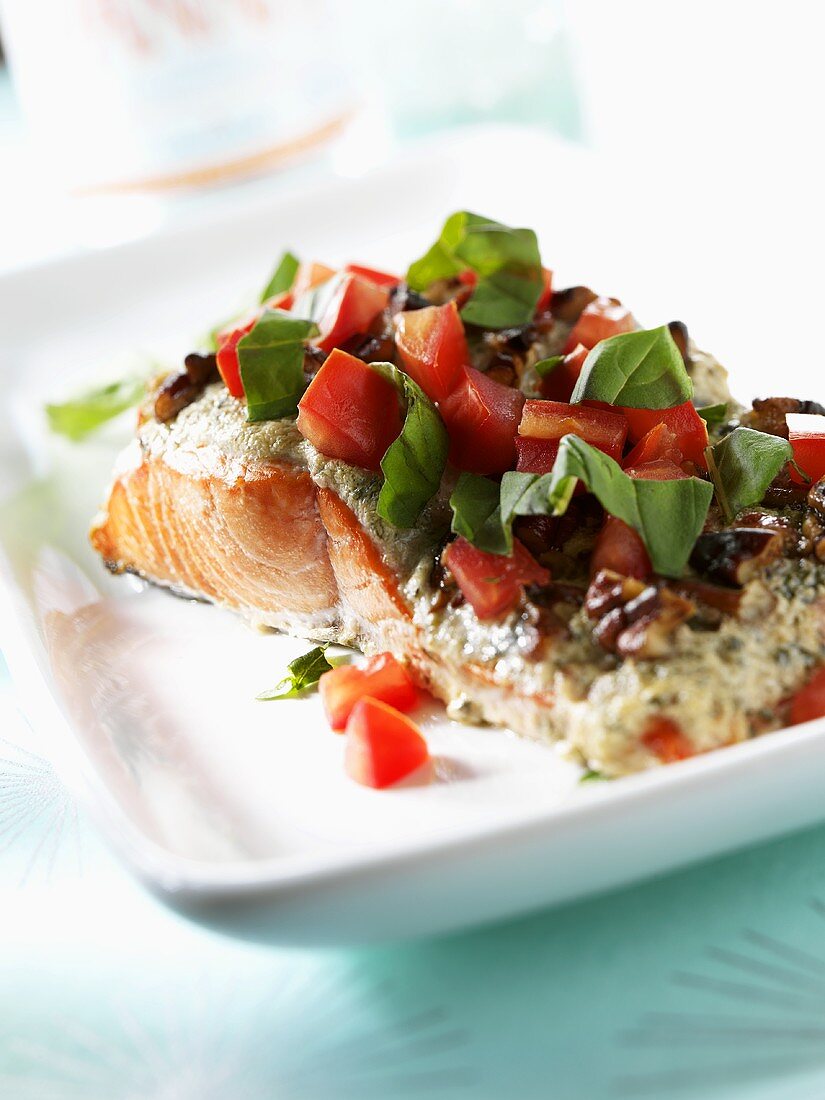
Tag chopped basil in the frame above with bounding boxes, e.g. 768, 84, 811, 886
499, 436, 713, 577
46, 375, 147, 441
449, 472, 512, 555
534, 355, 565, 379
580, 769, 609, 783
373, 364, 449, 528
256, 645, 332, 700
406, 211, 544, 330
260, 250, 299, 303
705, 427, 793, 523
570, 326, 692, 409
696, 402, 729, 426
238, 309, 318, 422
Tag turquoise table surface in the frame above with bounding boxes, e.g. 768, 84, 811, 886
5, 648, 825, 1100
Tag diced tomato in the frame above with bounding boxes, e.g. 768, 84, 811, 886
319, 653, 418, 731
292, 261, 336, 300
539, 344, 588, 402
516, 436, 560, 474
623, 422, 683, 469
563, 296, 635, 353
591, 516, 651, 579
535, 268, 554, 315
790, 666, 825, 726
442, 536, 549, 620
393, 301, 469, 402
787, 414, 825, 484
344, 263, 400, 288
642, 717, 694, 763
439, 366, 525, 474
624, 459, 689, 482
457, 269, 478, 288
215, 315, 258, 398
296, 348, 402, 470
620, 402, 709, 469
313, 273, 390, 354
261, 289, 294, 312
344, 698, 430, 789
519, 400, 628, 462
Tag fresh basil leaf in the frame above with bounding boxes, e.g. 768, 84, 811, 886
373, 364, 449, 528
46, 375, 147, 441
449, 472, 512, 555
499, 436, 713, 577
260, 250, 299, 303
580, 769, 609, 783
534, 355, 564, 379
570, 326, 692, 409
407, 211, 544, 330
238, 309, 318, 422
256, 644, 332, 701
705, 427, 792, 523
696, 402, 729, 426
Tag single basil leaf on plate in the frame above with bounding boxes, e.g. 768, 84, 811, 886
580, 769, 609, 783
256, 644, 332, 701
696, 402, 729, 425
260, 250, 299, 303
238, 309, 318, 422
406, 211, 544, 330
534, 355, 564, 379
372, 363, 449, 528
449, 472, 512, 555
499, 435, 713, 577
46, 375, 147, 441
570, 326, 692, 409
705, 426, 793, 522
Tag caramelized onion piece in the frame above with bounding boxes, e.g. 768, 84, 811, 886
550, 285, 598, 325
154, 352, 218, 423
741, 397, 825, 439
690, 528, 784, 586
807, 477, 825, 520
667, 320, 691, 367
584, 570, 694, 657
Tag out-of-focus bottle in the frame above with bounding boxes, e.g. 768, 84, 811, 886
0, 0, 353, 193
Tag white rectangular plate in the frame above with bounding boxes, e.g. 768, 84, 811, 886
2, 126, 824, 945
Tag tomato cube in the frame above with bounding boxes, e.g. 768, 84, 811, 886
443, 536, 549, 620
790, 666, 825, 725
319, 653, 418, 731
535, 267, 554, 315
292, 261, 336, 300
563, 296, 635, 353
312, 273, 390, 354
642, 717, 694, 763
296, 348, 402, 470
215, 314, 258, 398
344, 698, 430, 789
620, 402, 709, 469
539, 344, 588, 403
516, 437, 560, 474
439, 366, 525, 474
622, 422, 683, 469
344, 263, 400, 288
393, 301, 469, 401
787, 414, 825, 484
590, 516, 651, 580
519, 400, 628, 462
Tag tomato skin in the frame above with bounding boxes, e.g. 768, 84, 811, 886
344, 263, 400, 288
440, 366, 525, 474
539, 344, 588, 402
591, 516, 651, 579
296, 348, 402, 471
563, 297, 635, 353
519, 400, 628, 462
393, 301, 469, 402
535, 267, 554, 314
516, 436, 560, 474
642, 717, 694, 763
443, 536, 550, 620
216, 315, 257, 398
344, 698, 430, 789
319, 653, 418, 731
620, 402, 709, 469
314, 273, 390, 354
787, 417, 825, 483
623, 422, 683, 469
790, 666, 825, 725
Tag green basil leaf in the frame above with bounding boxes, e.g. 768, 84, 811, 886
580, 769, 609, 783
570, 326, 692, 409
500, 436, 713, 577
696, 402, 729, 425
46, 375, 147, 441
705, 427, 792, 523
373, 364, 449, 528
406, 211, 544, 330
260, 250, 299, 303
534, 355, 564, 379
256, 644, 332, 700
449, 472, 512, 555
238, 309, 318, 422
